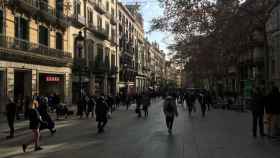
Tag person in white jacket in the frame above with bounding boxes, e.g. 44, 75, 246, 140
163, 94, 178, 134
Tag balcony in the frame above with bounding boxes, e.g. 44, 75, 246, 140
88, 24, 109, 40
7, 0, 67, 29
110, 37, 117, 46
68, 14, 86, 28
93, 1, 106, 14
110, 16, 117, 25
0, 35, 72, 67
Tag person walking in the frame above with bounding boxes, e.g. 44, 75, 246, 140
265, 86, 280, 138
142, 94, 151, 117
251, 86, 265, 138
125, 95, 130, 110
199, 93, 207, 117
6, 97, 16, 139
22, 100, 44, 152
38, 97, 56, 135
95, 96, 109, 133
135, 94, 142, 118
163, 94, 178, 134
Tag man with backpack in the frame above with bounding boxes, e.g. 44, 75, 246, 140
163, 94, 178, 134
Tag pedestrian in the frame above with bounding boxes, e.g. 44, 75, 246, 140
251, 86, 265, 138
38, 97, 56, 135
198, 93, 207, 117
125, 95, 130, 110
87, 96, 95, 118
6, 97, 16, 139
116, 94, 121, 109
265, 85, 280, 138
95, 96, 109, 133
142, 94, 150, 117
135, 94, 142, 117
163, 94, 178, 134
24, 96, 31, 119
22, 100, 44, 152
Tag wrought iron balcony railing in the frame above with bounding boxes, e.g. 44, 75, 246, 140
0, 34, 72, 59
68, 14, 86, 28
7, 0, 67, 29
92, 1, 106, 14
88, 24, 109, 40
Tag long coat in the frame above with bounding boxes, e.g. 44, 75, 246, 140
95, 98, 109, 122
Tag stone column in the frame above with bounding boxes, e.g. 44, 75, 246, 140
104, 74, 108, 95
6, 68, 14, 98
90, 75, 95, 96
32, 70, 38, 96
64, 73, 72, 105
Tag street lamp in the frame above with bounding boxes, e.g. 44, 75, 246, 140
75, 31, 84, 103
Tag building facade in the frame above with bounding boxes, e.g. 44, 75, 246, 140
117, 3, 144, 96
0, 0, 72, 113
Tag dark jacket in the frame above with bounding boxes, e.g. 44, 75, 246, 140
163, 96, 178, 117
38, 101, 54, 130
29, 108, 41, 129
95, 98, 109, 122
251, 90, 265, 114
266, 89, 280, 114
6, 102, 16, 117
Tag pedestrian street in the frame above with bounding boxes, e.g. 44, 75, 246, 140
1, 99, 280, 158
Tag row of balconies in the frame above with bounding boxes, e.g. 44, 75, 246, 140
88, 0, 117, 25
0, 34, 72, 66
7, 0, 67, 29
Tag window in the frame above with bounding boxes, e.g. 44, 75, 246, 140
87, 8, 93, 25
111, 8, 115, 17
56, 32, 63, 50
97, 16, 102, 30
106, 1, 109, 11
74, 0, 81, 15
111, 28, 115, 40
97, 44, 103, 61
87, 40, 94, 61
56, 0, 64, 17
15, 16, 29, 40
111, 53, 115, 67
39, 26, 49, 46
0, 10, 3, 34
105, 22, 110, 36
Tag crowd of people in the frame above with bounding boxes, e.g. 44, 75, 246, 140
5, 85, 280, 153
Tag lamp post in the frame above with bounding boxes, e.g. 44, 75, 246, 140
75, 31, 84, 103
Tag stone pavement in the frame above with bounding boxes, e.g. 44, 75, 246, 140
0, 99, 280, 158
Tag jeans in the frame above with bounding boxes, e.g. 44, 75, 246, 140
252, 112, 264, 136
166, 116, 174, 130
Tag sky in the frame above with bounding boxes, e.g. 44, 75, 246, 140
136, 0, 172, 55
120, 0, 246, 58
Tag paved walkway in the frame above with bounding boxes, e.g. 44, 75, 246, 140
0, 99, 280, 158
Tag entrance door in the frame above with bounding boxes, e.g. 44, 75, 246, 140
14, 70, 32, 105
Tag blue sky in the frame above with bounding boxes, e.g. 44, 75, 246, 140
139, 1, 171, 55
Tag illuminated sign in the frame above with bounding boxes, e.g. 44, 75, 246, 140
46, 76, 60, 82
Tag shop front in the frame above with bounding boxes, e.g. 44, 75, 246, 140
39, 73, 65, 99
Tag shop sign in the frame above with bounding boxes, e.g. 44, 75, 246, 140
46, 76, 60, 82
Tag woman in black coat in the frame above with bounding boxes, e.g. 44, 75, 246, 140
38, 97, 56, 135
22, 100, 43, 152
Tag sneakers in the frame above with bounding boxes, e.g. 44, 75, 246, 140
51, 129, 57, 135
168, 129, 172, 134
35, 147, 43, 151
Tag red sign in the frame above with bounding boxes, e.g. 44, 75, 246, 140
46, 76, 60, 82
